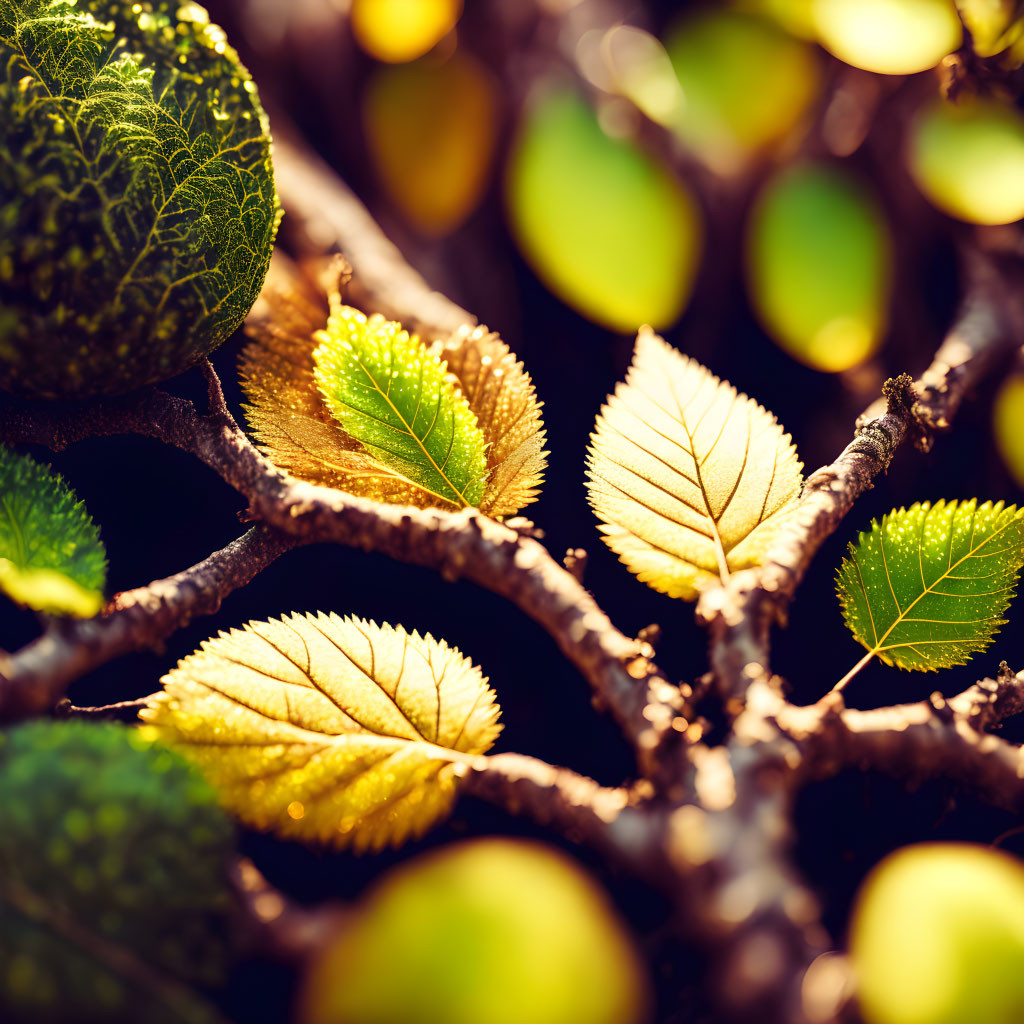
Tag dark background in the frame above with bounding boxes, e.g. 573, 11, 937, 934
4, 2, 1024, 1020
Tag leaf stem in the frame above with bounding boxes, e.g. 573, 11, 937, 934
831, 650, 875, 694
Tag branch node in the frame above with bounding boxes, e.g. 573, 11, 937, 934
563, 547, 588, 583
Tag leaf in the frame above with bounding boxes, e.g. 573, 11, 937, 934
506, 88, 702, 332
586, 328, 803, 601
0, 446, 106, 617
0, 0, 280, 398
836, 500, 1024, 672
142, 613, 502, 852
241, 255, 546, 516
363, 50, 499, 236
313, 302, 489, 508
428, 325, 547, 517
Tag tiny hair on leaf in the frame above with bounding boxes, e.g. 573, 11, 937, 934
586, 327, 803, 600
0, 445, 106, 617
142, 612, 502, 852
835, 499, 1024, 687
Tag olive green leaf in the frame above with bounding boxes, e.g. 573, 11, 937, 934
836, 500, 1024, 679
0, 0, 280, 398
0, 720, 235, 1024
312, 300, 489, 508
142, 613, 502, 852
0, 446, 106, 617
586, 327, 803, 600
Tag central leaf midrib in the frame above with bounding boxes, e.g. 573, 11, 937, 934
352, 349, 470, 508
869, 513, 1015, 653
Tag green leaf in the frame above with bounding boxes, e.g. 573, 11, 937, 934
0, 446, 106, 617
312, 302, 488, 508
836, 500, 1024, 672
142, 612, 502, 852
0, 720, 235, 1024
0, 0, 280, 398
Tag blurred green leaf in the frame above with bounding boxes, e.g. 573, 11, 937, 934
0, 720, 235, 1024
746, 162, 890, 372
664, 10, 821, 173
300, 839, 650, 1024
0, 445, 106, 617
506, 89, 701, 333
908, 97, 1024, 226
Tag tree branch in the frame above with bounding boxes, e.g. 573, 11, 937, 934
0, 526, 299, 719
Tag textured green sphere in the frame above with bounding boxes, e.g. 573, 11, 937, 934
850, 842, 1024, 1024
0, 0, 280, 398
0, 720, 237, 1023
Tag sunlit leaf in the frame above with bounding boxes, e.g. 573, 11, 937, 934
812, 0, 962, 75
506, 88, 701, 333
0, 446, 106, 617
908, 97, 1024, 226
300, 839, 650, 1024
241, 255, 545, 516
313, 302, 488, 508
746, 162, 891, 372
956, 0, 1024, 57
350, 0, 461, 63
428, 326, 547, 518
994, 371, 1024, 488
836, 500, 1024, 672
664, 10, 821, 174
0, 720, 235, 1024
142, 613, 502, 852
363, 51, 499, 237
586, 328, 803, 601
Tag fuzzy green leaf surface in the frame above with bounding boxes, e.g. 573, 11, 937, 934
836, 500, 1024, 671
0, 0, 280, 398
0, 446, 106, 617
0, 720, 235, 1024
312, 304, 488, 507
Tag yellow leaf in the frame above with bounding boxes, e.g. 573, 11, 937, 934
141, 613, 501, 852
586, 328, 803, 600
241, 254, 547, 517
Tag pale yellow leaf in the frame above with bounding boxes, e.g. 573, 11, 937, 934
141, 613, 501, 852
586, 327, 803, 600
241, 254, 547, 517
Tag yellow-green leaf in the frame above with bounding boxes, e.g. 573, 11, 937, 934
241, 254, 546, 517
506, 88, 702, 333
0, 445, 106, 617
142, 613, 501, 852
586, 328, 803, 601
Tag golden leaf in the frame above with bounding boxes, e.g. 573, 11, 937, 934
430, 326, 547, 517
586, 327, 803, 600
241, 254, 546, 516
141, 613, 501, 852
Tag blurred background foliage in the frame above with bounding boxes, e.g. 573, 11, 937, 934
10, 1, 1024, 1021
